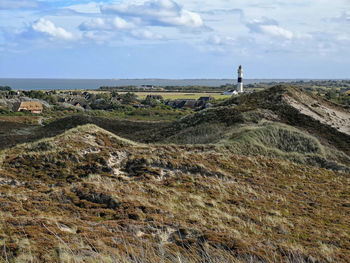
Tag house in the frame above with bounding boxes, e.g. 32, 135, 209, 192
17, 102, 43, 114
169, 99, 198, 109
183, 100, 197, 109
205, 103, 213, 109
73, 102, 90, 110
165, 99, 183, 108
165, 99, 200, 109
223, 90, 238, 96
165, 100, 178, 108
141, 85, 155, 89
198, 96, 214, 102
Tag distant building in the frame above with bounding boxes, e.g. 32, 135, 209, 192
141, 85, 155, 89
166, 99, 197, 109
17, 102, 43, 114
205, 103, 213, 108
165, 98, 214, 110
223, 90, 238, 96
198, 96, 214, 102
182, 100, 197, 109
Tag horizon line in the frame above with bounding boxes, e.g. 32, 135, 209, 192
1, 78, 349, 80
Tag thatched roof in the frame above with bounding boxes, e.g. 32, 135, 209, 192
18, 102, 43, 111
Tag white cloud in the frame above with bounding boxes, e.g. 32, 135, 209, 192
130, 29, 163, 40
79, 16, 162, 42
246, 17, 278, 33
245, 17, 311, 40
80, 17, 136, 31
82, 31, 114, 44
208, 35, 223, 45
79, 18, 109, 31
1, 0, 348, 73
113, 17, 136, 30
260, 25, 294, 39
101, 0, 204, 29
32, 18, 75, 41
66, 2, 101, 14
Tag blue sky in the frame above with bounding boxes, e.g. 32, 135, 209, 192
0, 0, 349, 78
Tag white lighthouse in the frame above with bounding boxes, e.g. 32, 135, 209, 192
237, 65, 244, 93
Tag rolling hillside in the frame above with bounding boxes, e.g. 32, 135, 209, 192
0, 125, 349, 262
0, 85, 349, 262
2, 85, 349, 170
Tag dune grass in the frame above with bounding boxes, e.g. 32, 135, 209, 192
1, 85, 349, 261
0, 125, 349, 262
216, 122, 350, 171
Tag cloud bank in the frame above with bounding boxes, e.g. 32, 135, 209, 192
1, 0, 350, 78
32, 18, 75, 41
100, 0, 204, 29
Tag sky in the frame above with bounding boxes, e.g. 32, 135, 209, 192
0, 0, 349, 79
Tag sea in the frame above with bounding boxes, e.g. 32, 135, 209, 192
0, 78, 305, 90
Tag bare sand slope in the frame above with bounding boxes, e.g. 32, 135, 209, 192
284, 90, 350, 135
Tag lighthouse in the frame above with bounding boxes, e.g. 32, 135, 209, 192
237, 65, 243, 93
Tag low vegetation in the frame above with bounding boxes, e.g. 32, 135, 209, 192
0, 124, 349, 262
117, 92, 230, 100
0, 84, 349, 262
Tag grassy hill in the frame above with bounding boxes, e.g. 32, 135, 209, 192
0, 85, 349, 262
1, 85, 349, 171
0, 115, 165, 150
2, 85, 349, 170
0, 124, 349, 262
144, 85, 350, 171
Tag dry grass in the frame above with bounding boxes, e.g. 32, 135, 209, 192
0, 116, 41, 124
0, 124, 349, 262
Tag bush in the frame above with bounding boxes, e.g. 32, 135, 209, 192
120, 92, 138, 104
